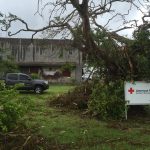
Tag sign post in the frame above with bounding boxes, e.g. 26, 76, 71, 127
125, 104, 128, 120
124, 81, 150, 119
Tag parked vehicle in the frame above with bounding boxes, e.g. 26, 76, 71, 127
82, 73, 92, 81
4, 73, 49, 94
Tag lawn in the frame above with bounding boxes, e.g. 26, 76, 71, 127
21, 85, 150, 150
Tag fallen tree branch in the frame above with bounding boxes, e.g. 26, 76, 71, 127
22, 135, 31, 148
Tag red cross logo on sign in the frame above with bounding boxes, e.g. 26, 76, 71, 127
128, 88, 134, 94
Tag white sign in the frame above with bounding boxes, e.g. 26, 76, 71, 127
125, 81, 150, 105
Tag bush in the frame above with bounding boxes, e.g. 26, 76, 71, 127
88, 80, 125, 119
60, 63, 75, 72
0, 81, 32, 132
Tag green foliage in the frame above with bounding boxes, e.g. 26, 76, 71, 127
86, 29, 130, 82
85, 28, 150, 120
89, 80, 125, 119
0, 81, 32, 132
86, 28, 150, 82
60, 63, 75, 72
131, 29, 150, 80
0, 48, 18, 78
30, 73, 40, 79
0, 60, 18, 73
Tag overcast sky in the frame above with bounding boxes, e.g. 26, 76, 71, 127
0, 0, 148, 39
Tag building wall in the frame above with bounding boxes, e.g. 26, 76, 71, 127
0, 38, 82, 83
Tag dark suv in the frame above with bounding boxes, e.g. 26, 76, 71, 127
4, 73, 49, 94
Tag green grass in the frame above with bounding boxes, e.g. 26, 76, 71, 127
21, 85, 150, 150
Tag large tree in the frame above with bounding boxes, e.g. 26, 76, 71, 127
0, 0, 150, 81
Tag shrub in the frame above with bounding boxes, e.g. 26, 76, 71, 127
60, 63, 75, 72
0, 81, 32, 132
88, 80, 125, 119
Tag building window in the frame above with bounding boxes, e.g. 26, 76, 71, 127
62, 70, 71, 77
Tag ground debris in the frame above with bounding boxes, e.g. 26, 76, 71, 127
0, 129, 74, 150
49, 83, 92, 110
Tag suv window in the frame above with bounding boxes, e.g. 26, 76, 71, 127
7, 74, 18, 80
19, 74, 30, 80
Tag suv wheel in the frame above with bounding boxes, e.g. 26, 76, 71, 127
34, 86, 43, 94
